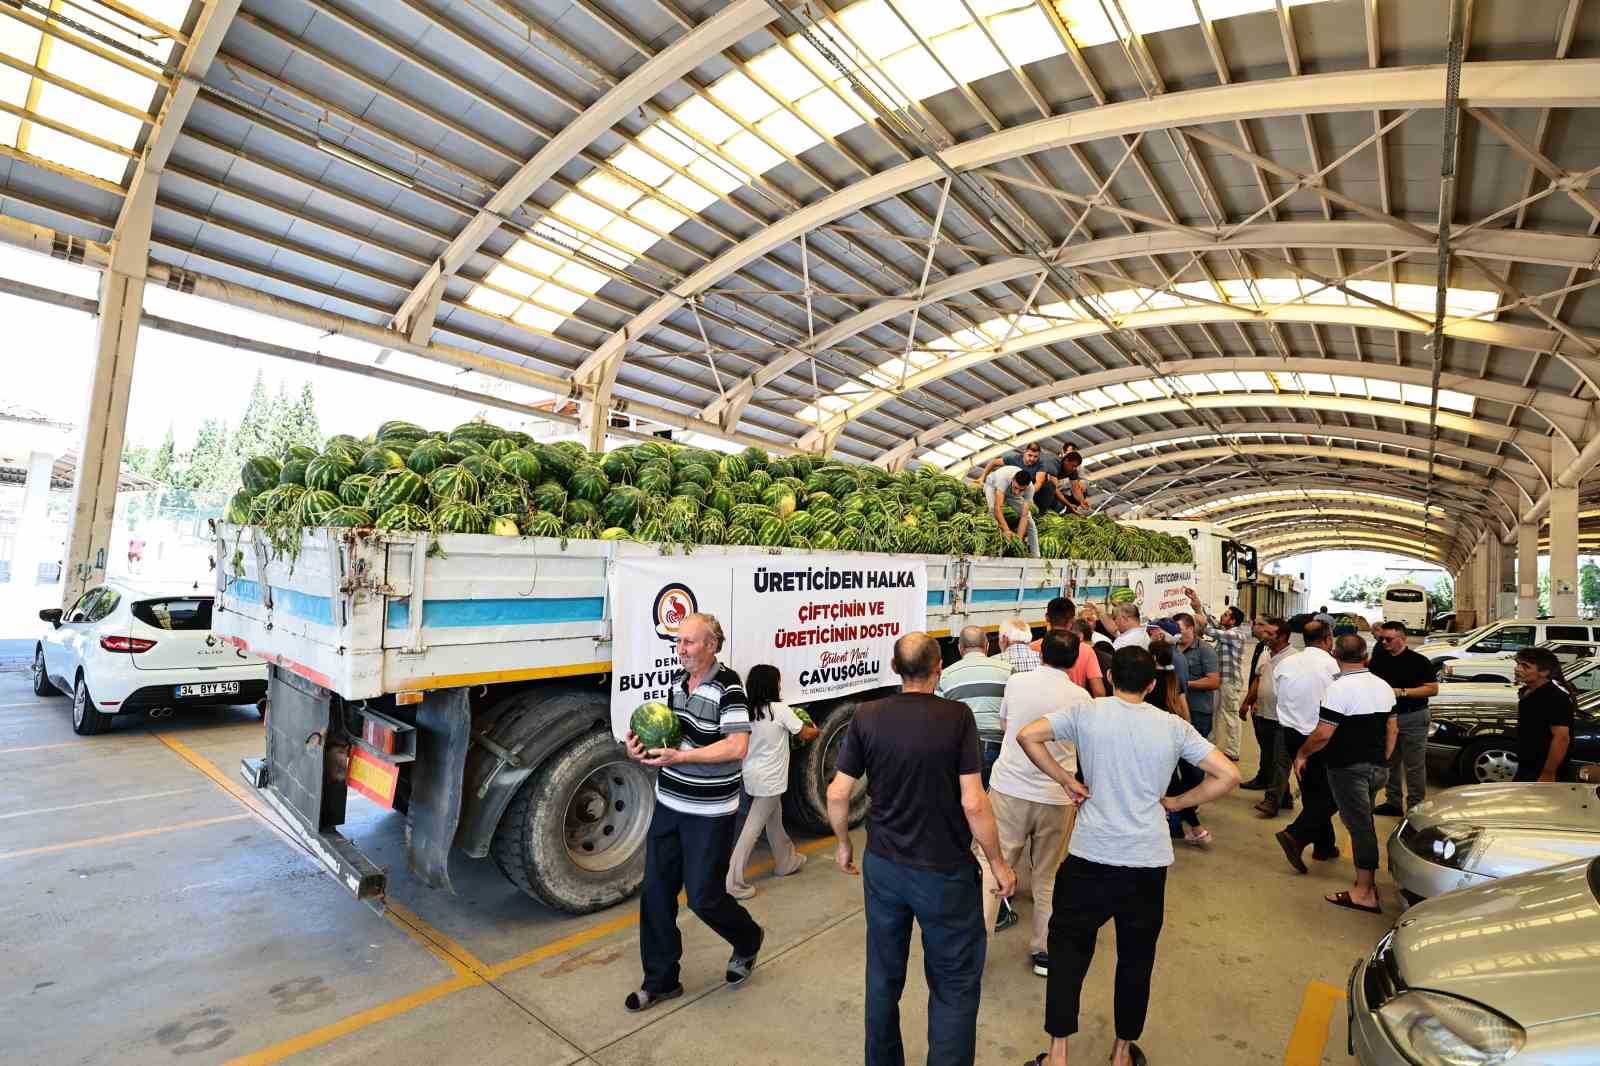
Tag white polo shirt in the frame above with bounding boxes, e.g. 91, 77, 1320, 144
1273, 645, 1338, 735
1113, 627, 1151, 650
988, 666, 1091, 805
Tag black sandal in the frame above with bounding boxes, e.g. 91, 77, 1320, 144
623, 985, 683, 1013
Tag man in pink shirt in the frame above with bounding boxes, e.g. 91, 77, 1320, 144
1031, 597, 1106, 697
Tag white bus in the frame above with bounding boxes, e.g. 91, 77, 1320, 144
1381, 581, 1430, 635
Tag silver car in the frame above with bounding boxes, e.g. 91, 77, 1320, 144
1349, 856, 1600, 1065
1388, 783, 1600, 904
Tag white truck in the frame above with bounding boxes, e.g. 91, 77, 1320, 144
213, 524, 1146, 913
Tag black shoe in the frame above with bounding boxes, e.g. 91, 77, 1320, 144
1240, 779, 1268, 791
624, 985, 683, 1012
1373, 802, 1404, 817
1030, 952, 1049, 977
1280, 796, 1294, 811
1312, 846, 1341, 861
726, 927, 764, 986
995, 900, 1020, 931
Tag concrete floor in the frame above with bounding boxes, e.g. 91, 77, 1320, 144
0, 664, 1394, 1066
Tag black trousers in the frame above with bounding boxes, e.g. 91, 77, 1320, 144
1284, 746, 1339, 854
639, 802, 763, 993
1248, 714, 1278, 784
1046, 855, 1167, 1041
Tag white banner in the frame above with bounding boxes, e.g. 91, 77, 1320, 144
609, 553, 928, 738
1127, 566, 1196, 620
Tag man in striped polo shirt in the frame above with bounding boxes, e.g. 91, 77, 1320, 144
623, 612, 764, 1012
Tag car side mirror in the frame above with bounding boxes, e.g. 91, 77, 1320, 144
39, 608, 62, 628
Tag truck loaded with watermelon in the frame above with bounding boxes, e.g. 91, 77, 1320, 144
215, 418, 1195, 916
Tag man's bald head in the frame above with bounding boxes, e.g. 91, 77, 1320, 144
892, 632, 943, 683
958, 625, 987, 652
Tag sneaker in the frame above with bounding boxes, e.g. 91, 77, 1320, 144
726, 927, 764, 987
995, 900, 1020, 932
1030, 952, 1049, 977
1372, 802, 1404, 818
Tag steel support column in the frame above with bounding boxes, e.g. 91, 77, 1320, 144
1482, 533, 1501, 623
1497, 537, 1518, 620
1549, 434, 1581, 616
1518, 508, 1541, 618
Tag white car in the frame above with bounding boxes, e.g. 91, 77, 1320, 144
1439, 640, 1600, 683
33, 580, 268, 735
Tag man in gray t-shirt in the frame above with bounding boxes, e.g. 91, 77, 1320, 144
1017, 646, 1240, 1066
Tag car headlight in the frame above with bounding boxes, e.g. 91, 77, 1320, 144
1442, 663, 1458, 678
1409, 824, 1481, 869
1377, 990, 1524, 1065
1428, 719, 1442, 737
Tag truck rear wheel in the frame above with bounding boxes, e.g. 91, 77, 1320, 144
491, 729, 653, 914
783, 701, 868, 835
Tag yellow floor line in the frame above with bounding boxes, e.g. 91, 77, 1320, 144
226, 833, 844, 1063
1283, 980, 1348, 1066
384, 901, 495, 981
0, 813, 252, 861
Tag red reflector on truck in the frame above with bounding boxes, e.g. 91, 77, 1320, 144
362, 716, 398, 754
347, 747, 399, 809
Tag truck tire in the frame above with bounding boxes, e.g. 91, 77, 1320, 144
783, 700, 869, 835
491, 729, 653, 914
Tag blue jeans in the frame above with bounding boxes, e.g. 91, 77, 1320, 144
980, 740, 1002, 789
863, 851, 986, 1066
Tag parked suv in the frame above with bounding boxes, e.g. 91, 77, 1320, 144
34, 580, 268, 735
1417, 618, 1600, 676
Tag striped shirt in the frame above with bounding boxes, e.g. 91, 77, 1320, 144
658, 662, 752, 816
1200, 618, 1248, 681
936, 651, 1012, 741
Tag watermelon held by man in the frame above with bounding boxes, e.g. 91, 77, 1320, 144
630, 700, 681, 752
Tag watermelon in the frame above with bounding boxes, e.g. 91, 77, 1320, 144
599, 527, 631, 540
636, 461, 673, 496
376, 420, 428, 445
224, 491, 252, 524
569, 464, 610, 503
500, 449, 542, 484
434, 501, 490, 534
707, 486, 735, 517
599, 449, 635, 484
719, 453, 749, 482
756, 515, 786, 547
764, 485, 798, 518
486, 438, 518, 461
428, 465, 480, 503
406, 438, 451, 476
523, 511, 564, 538
278, 458, 309, 487
458, 453, 505, 483
369, 470, 426, 510
537, 443, 576, 486
484, 485, 526, 517
449, 422, 503, 446
359, 446, 406, 476
443, 437, 486, 463
251, 483, 303, 521
489, 515, 519, 536
241, 457, 282, 494
298, 489, 343, 526
790, 706, 814, 750
746, 469, 772, 492
338, 474, 377, 507
602, 485, 644, 529
323, 506, 372, 528
565, 498, 600, 528
532, 480, 568, 515
374, 504, 431, 531
630, 700, 680, 750
740, 446, 768, 471
632, 441, 670, 465
305, 454, 354, 492
786, 511, 817, 539
283, 444, 319, 464
674, 464, 713, 489
767, 458, 792, 480
812, 530, 838, 551
326, 433, 364, 456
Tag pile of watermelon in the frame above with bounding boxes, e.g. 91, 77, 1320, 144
224, 420, 1191, 564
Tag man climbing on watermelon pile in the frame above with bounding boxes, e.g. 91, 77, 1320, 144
622, 612, 765, 1012
982, 464, 1040, 557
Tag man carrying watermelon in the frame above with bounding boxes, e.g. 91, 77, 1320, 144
622, 612, 765, 1013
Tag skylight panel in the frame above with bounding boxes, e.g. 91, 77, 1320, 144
707, 71, 780, 124
577, 171, 644, 213
630, 197, 688, 233
954, 432, 990, 452
745, 47, 822, 101
1052, 0, 1120, 45
1103, 383, 1137, 404
0, 15, 43, 66
551, 192, 616, 234
1013, 407, 1047, 427
793, 86, 862, 137
992, 413, 1028, 435
1399, 384, 1431, 405
722, 130, 785, 175
898, 0, 970, 37
990, 5, 1061, 66
46, 39, 158, 116
466, 286, 519, 317
554, 260, 610, 294
926, 25, 1007, 84
1034, 400, 1069, 420
672, 95, 741, 144
23, 126, 126, 181
610, 145, 673, 188
1217, 279, 1255, 303
659, 173, 720, 213
1127, 379, 1165, 400
1300, 373, 1335, 394
505, 240, 565, 275
1446, 287, 1499, 319
1175, 373, 1213, 393
757, 108, 825, 155
533, 283, 588, 315
686, 156, 746, 195
484, 264, 538, 297
1236, 371, 1273, 391
1330, 375, 1367, 396
636, 124, 699, 167
880, 46, 956, 102
933, 440, 970, 460
1346, 280, 1392, 307
1208, 371, 1244, 392
1254, 277, 1301, 303
1078, 388, 1113, 410
1438, 389, 1475, 414
838, 0, 917, 60
513, 304, 566, 332
600, 216, 659, 256
1367, 378, 1401, 401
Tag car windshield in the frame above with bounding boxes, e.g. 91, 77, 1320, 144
1446, 623, 1493, 644
132, 597, 213, 631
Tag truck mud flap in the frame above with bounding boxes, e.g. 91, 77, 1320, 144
248, 667, 384, 900
407, 688, 470, 892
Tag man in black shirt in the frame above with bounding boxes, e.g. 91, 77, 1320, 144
1512, 647, 1575, 781
979, 442, 1062, 513
1368, 620, 1438, 815
831, 632, 1017, 1066
1057, 448, 1090, 514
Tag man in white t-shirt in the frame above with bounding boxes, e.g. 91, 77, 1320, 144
1015, 646, 1240, 1066
978, 632, 1091, 978
1272, 620, 1341, 856
983, 465, 1039, 557
1109, 603, 1149, 650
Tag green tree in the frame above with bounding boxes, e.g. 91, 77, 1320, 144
1329, 574, 1387, 604
285, 382, 322, 452
1580, 561, 1600, 618
230, 369, 275, 469
1538, 572, 1551, 616
1429, 574, 1454, 615
179, 418, 233, 492
148, 426, 176, 485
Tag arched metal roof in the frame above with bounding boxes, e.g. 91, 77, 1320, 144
3, 0, 1599, 562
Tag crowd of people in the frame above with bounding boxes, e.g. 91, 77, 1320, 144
617, 598, 1581, 1065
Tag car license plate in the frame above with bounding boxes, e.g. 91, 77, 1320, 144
176, 682, 240, 697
